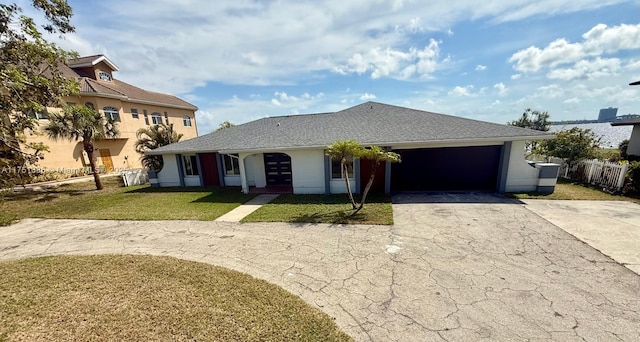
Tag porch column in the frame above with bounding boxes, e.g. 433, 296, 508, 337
195, 153, 204, 187
497, 142, 511, 193
238, 154, 249, 194
324, 156, 331, 194
384, 160, 391, 194
354, 158, 360, 194
216, 153, 225, 186
176, 154, 185, 187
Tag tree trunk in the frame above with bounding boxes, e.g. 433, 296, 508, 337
343, 162, 357, 209
84, 140, 103, 190
355, 160, 379, 213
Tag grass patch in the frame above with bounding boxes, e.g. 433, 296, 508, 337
0, 255, 352, 341
242, 193, 393, 225
510, 178, 640, 204
0, 177, 256, 226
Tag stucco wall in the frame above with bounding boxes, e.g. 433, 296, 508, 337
288, 149, 325, 194
157, 154, 181, 187
24, 94, 197, 171
504, 140, 539, 192
628, 125, 640, 156
184, 176, 201, 186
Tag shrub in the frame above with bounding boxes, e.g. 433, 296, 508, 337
623, 161, 640, 198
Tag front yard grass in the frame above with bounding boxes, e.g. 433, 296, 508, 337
510, 178, 640, 204
0, 255, 352, 341
242, 193, 394, 225
0, 177, 256, 226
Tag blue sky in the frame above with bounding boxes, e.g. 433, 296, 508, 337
29, 0, 640, 134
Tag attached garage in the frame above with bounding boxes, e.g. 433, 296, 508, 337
391, 145, 503, 191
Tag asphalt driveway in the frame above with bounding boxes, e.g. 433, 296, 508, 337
1, 194, 638, 341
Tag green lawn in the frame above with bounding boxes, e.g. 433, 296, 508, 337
0, 177, 255, 226
510, 178, 640, 204
0, 255, 352, 341
242, 193, 394, 225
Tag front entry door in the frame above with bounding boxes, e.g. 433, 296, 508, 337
263, 153, 292, 186
99, 149, 114, 172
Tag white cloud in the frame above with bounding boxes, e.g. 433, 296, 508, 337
334, 39, 441, 80
546, 57, 621, 81
510, 74, 522, 80
360, 93, 377, 100
475, 64, 487, 71
563, 98, 580, 104
448, 85, 474, 96
493, 82, 507, 96
509, 23, 640, 73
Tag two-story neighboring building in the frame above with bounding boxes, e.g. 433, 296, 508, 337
25, 55, 198, 172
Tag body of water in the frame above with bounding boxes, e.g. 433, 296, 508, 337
549, 123, 633, 149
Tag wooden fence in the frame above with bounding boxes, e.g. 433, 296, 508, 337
561, 159, 629, 191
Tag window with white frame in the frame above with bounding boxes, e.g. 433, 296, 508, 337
223, 154, 240, 175
331, 157, 353, 179
151, 112, 163, 125
103, 106, 120, 122
183, 116, 192, 127
27, 109, 48, 120
182, 155, 199, 176
131, 108, 139, 119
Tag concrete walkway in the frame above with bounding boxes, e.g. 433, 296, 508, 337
1, 195, 638, 341
522, 199, 640, 274
215, 194, 279, 222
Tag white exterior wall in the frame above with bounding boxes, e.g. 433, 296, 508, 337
288, 149, 325, 194
505, 140, 540, 192
224, 175, 241, 186
156, 154, 181, 187
241, 153, 266, 187
184, 176, 201, 186
330, 178, 355, 194
628, 125, 640, 156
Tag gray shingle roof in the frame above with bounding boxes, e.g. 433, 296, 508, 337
150, 102, 553, 154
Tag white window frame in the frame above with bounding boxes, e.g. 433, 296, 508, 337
331, 158, 353, 179
183, 116, 192, 127
151, 112, 163, 125
223, 154, 240, 175
103, 106, 120, 122
182, 155, 199, 176
131, 108, 139, 119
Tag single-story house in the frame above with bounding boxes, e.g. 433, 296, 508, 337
611, 118, 640, 157
147, 102, 557, 194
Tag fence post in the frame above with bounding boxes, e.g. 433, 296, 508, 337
617, 163, 629, 191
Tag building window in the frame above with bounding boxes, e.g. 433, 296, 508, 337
143, 110, 149, 125
27, 109, 48, 120
331, 158, 353, 179
164, 112, 169, 125
223, 154, 240, 175
131, 108, 139, 119
103, 106, 120, 122
151, 112, 163, 125
98, 71, 112, 81
183, 116, 192, 127
182, 155, 199, 176
85, 102, 95, 110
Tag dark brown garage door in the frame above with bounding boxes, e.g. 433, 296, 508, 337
391, 146, 502, 191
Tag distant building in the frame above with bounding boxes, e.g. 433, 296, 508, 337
598, 107, 618, 122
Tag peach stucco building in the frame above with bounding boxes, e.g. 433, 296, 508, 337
26, 55, 198, 172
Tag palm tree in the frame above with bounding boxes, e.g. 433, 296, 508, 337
216, 120, 235, 131
134, 123, 183, 171
46, 104, 119, 190
326, 140, 361, 209
357, 146, 400, 212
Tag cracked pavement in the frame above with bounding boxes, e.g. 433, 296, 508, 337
1, 193, 639, 341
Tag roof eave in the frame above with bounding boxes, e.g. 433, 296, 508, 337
70, 55, 119, 71
78, 92, 197, 111
147, 134, 555, 155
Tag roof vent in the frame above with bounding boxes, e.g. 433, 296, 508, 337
276, 122, 280, 126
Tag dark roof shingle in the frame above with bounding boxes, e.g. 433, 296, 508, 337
150, 102, 553, 154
